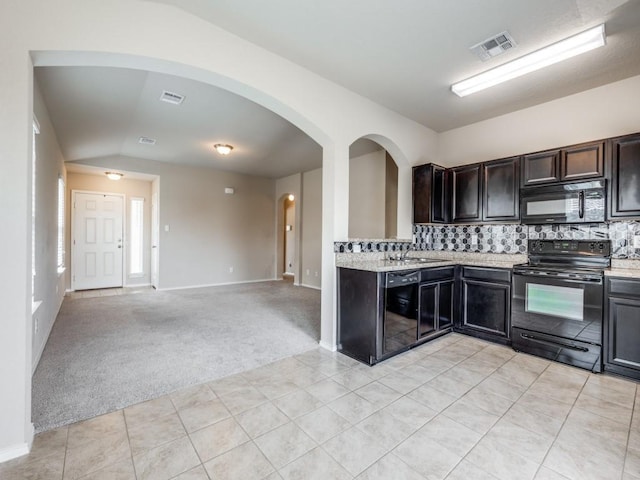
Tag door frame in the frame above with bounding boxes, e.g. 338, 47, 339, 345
150, 179, 160, 289
71, 189, 126, 291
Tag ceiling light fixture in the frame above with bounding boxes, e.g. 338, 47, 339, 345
105, 172, 124, 181
214, 144, 234, 155
451, 24, 606, 97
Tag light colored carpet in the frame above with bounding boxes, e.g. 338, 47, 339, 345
32, 281, 320, 432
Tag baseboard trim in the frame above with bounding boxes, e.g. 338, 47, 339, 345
299, 283, 321, 291
319, 340, 337, 352
158, 278, 277, 292
0, 423, 34, 464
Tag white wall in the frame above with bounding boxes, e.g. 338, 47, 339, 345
438, 75, 640, 167
73, 156, 276, 289
301, 168, 323, 289
349, 149, 387, 238
66, 173, 153, 288
385, 153, 398, 239
32, 81, 67, 373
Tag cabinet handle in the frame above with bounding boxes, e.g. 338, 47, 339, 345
579, 191, 584, 219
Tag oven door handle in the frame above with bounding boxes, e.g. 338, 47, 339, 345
513, 271, 603, 284
519, 332, 590, 352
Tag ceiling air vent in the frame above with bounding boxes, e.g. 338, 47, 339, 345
470, 31, 517, 62
138, 136, 156, 145
159, 90, 185, 105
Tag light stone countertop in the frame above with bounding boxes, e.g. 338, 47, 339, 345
335, 251, 527, 273
605, 259, 640, 279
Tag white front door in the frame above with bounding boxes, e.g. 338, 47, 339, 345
72, 192, 124, 290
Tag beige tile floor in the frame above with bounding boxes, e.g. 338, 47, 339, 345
3, 333, 639, 480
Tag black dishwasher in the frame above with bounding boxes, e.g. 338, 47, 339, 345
383, 271, 420, 355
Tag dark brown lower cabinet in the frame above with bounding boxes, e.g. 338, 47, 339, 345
456, 267, 511, 345
604, 277, 640, 380
419, 279, 454, 338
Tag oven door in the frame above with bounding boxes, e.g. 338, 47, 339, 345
512, 271, 604, 371
512, 272, 603, 344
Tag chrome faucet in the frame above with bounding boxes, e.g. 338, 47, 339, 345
400, 246, 411, 260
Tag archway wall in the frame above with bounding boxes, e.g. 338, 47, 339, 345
0, 0, 438, 457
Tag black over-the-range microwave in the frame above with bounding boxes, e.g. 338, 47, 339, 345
520, 180, 606, 224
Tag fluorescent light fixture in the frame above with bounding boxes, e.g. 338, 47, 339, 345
452, 24, 606, 97
105, 172, 124, 180
214, 143, 234, 155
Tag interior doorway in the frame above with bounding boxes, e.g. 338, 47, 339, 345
283, 194, 296, 281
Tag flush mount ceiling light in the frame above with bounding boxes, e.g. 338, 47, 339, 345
105, 172, 124, 181
214, 144, 234, 155
452, 24, 606, 97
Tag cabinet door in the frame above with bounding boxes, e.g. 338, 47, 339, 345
609, 134, 640, 218
561, 141, 604, 181
462, 279, 510, 337
413, 164, 448, 224
432, 166, 448, 223
438, 280, 454, 329
522, 150, 560, 186
483, 157, 520, 221
418, 283, 437, 338
413, 164, 432, 224
452, 164, 482, 222
607, 296, 640, 371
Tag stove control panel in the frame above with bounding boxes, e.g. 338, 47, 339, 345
528, 239, 611, 256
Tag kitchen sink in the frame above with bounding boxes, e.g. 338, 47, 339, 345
386, 257, 443, 264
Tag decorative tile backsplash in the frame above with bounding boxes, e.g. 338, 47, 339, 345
333, 239, 411, 254
414, 224, 527, 254
334, 221, 640, 258
413, 221, 640, 259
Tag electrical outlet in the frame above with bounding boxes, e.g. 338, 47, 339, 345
315, 271, 318, 277
306, 269, 310, 275
471, 234, 478, 244
634, 235, 640, 249
229, 266, 233, 273
352, 244, 361, 253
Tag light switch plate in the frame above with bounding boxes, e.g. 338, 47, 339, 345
352, 244, 361, 253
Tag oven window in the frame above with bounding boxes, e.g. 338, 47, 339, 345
526, 197, 578, 216
526, 283, 584, 321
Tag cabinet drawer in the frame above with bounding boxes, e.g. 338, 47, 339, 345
607, 277, 640, 297
462, 266, 511, 283
420, 266, 455, 283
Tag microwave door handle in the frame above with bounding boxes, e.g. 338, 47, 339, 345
579, 191, 584, 219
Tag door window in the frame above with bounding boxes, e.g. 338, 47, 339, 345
526, 283, 584, 321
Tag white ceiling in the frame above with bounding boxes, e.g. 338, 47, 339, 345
36, 67, 323, 179
36, 0, 640, 178
152, 0, 640, 132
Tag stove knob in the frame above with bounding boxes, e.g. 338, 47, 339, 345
598, 243, 604, 251
589, 242, 595, 251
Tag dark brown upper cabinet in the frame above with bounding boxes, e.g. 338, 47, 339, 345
560, 141, 604, 181
451, 163, 482, 223
483, 157, 520, 222
522, 150, 561, 186
413, 163, 449, 223
608, 133, 640, 219
523, 141, 604, 187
